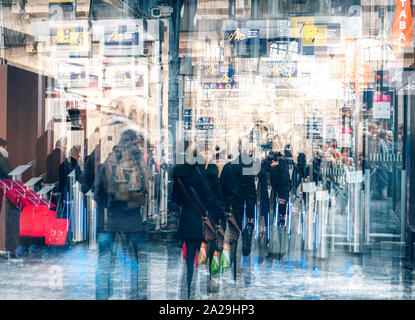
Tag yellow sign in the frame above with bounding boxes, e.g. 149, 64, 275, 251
228, 28, 246, 42
290, 17, 314, 38
105, 31, 121, 43
55, 26, 83, 47
205, 65, 219, 75
303, 25, 327, 46
217, 74, 233, 83
290, 17, 327, 46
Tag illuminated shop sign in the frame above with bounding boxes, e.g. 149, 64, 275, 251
391, 0, 413, 55
53, 89, 97, 110
49, 21, 91, 58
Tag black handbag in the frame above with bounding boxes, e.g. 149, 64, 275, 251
225, 212, 241, 243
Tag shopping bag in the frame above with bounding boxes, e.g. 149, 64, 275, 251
220, 243, 231, 273
44, 210, 57, 237
182, 242, 187, 260
199, 242, 207, 265
19, 205, 51, 237
45, 219, 70, 246
195, 250, 199, 268
211, 250, 220, 275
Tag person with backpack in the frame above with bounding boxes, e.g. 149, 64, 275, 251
94, 128, 151, 300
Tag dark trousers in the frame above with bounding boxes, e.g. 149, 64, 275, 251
96, 231, 149, 300
183, 239, 202, 299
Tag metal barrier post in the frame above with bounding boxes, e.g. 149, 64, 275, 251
86, 190, 97, 250
316, 189, 329, 259
329, 190, 336, 252
401, 170, 407, 243
71, 180, 85, 243
303, 180, 316, 251
364, 169, 371, 245
347, 170, 364, 253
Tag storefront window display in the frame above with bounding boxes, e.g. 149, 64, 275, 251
1, 0, 415, 301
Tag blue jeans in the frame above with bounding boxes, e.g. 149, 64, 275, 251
96, 232, 149, 300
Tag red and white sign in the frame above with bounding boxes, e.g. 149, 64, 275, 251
392, 0, 413, 55
373, 94, 391, 119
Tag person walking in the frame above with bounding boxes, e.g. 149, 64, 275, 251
172, 142, 219, 299
94, 128, 151, 300
270, 152, 291, 227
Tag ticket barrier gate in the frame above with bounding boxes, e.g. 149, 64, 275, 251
302, 180, 316, 251
85, 190, 97, 250
315, 189, 329, 259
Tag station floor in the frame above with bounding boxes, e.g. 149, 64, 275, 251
0, 233, 413, 300
0, 193, 411, 300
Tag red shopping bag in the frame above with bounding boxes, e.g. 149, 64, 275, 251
45, 219, 69, 246
44, 210, 57, 236
19, 205, 52, 237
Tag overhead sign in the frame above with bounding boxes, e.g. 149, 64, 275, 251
57, 63, 98, 88
266, 61, 297, 79
391, 0, 413, 55
201, 64, 238, 89
226, 28, 259, 44
49, 20, 91, 58
102, 64, 144, 89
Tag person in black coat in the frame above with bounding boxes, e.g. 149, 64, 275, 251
58, 146, 82, 195
258, 152, 274, 232
80, 142, 101, 194
292, 152, 309, 197
45, 138, 67, 184
311, 152, 323, 184
172, 143, 219, 299
226, 148, 257, 257
270, 152, 291, 226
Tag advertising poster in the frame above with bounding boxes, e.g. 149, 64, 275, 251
373, 94, 391, 119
